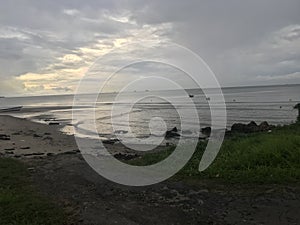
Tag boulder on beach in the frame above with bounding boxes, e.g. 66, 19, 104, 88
201, 127, 211, 136
231, 121, 274, 133
165, 127, 180, 138
294, 103, 300, 123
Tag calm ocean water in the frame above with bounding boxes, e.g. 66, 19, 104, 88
1, 84, 299, 141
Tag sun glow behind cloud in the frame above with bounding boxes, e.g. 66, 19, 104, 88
10, 18, 173, 95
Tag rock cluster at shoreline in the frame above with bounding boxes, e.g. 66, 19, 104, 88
230, 121, 275, 133
0, 115, 285, 160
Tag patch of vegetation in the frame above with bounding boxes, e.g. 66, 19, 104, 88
0, 158, 67, 225
129, 123, 300, 184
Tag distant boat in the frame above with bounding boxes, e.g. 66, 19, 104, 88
189, 94, 194, 98
0, 96, 4, 99
0, 106, 23, 112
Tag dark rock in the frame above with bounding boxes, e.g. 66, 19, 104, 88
33, 134, 42, 138
47, 153, 55, 157
62, 151, 77, 155
201, 127, 211, 136
20, 146, 31, 150
258, 121, 274, 131
171, 127, 178, 133
249, 121, 260, 132
49, 122, 60, 126
43, 136, 53, 141
231, 121, 274, 133
165, 127, 180, 138
114, 153, 139, 160
5, 151, 14, 155
114, 130, 128, 134
23, 153, 45, 157
62, 150, 80, 155
294, 103, 300, 109
5, 147, 15, 151
294, 103, 300, 123
231, 123, 248, 133
0, 134, 10, 140
103, 139, 119, 144
44, 132, 51, 135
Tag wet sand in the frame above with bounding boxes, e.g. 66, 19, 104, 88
0, 115, 299, 224
0, 115, 77, 157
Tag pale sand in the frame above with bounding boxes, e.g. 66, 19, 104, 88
0, 115, 77, 157
0, 115, 167, 158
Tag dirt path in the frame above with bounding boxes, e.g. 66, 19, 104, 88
26, 154, 300, 225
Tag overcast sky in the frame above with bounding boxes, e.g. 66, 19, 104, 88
0, 0, 300, 96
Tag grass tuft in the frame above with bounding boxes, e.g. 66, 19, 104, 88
129, 123, 300, 184
0, 158, 67, 225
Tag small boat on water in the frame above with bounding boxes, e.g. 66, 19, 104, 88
189, 94, 194, 98
0, 106, 23, 112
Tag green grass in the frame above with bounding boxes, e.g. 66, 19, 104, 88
129, 123, 300, 184
0, 158, 67, 225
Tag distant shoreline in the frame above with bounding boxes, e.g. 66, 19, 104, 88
3, 83, 300, 99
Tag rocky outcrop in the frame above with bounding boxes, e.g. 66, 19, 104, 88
201, 127, 211, 136
294, 103, 300, 123
165, 127, 180, 138
231, 121, 274, 133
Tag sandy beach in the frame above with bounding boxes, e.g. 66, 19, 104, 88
0, 115, 166, 159
0, 115, 77, 157
0, 115, 299, 224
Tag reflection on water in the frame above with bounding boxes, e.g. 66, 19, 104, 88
1, 84, 299, 141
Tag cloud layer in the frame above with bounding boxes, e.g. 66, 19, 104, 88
0, 0, 299, 96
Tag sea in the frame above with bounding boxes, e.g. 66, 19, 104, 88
1, 84, 299, 142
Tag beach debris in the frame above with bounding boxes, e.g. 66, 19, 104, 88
0, 134, 10, 140
165, 127, 180, 138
